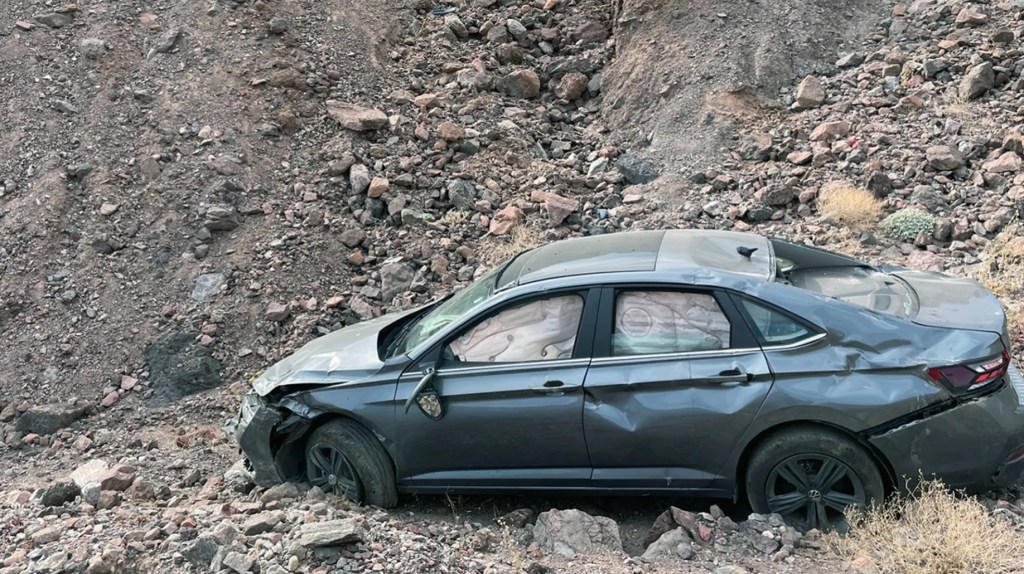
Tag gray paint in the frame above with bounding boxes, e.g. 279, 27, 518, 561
234, 229, 1024, 500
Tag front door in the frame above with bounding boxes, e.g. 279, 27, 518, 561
393, 288, 599, 490
582, 286, 773, 492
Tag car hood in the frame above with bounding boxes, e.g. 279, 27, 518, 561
251, 308, 417, 396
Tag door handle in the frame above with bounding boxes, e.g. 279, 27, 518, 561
531, 380, 580, 394
709, 368, 755, 385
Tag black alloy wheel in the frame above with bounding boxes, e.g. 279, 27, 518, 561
764, 454, 866, 531
306, 443, 364, 501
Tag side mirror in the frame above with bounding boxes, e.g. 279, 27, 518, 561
403, 366, 445, 420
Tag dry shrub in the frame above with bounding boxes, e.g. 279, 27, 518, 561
477, 225, 542, 266
830, 480, 1024, 574
975, 227, 1024, 348
817, 183, 883, 228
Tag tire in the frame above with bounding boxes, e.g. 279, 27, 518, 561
745, 427, 885, 532
305, 419, 398, 508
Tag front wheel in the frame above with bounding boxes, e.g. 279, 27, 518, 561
304, 419, 398, 508
745, 427, 885, 531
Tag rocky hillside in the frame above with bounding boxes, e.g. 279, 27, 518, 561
3, 0, 1024, 573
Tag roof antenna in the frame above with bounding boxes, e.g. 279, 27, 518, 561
736, 246, 758, 258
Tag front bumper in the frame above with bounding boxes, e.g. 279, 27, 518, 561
869, 366, 1024, 492
235, 392, 287, 487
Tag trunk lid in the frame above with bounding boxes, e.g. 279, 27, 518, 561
889, 268, 1006, 333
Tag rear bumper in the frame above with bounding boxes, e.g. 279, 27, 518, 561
869, 366, 1024, 492
234, 392, 286, 487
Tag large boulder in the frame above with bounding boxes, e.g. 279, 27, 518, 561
14, 402, 90, 435
533, 509, 623, 558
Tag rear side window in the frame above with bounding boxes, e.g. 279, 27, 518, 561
738, 298, 813, 345
612, 290, 730, 356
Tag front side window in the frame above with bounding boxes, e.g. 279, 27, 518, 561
447, 294, 585, 364
612, 290, 730, 356
738, 298, 814, 345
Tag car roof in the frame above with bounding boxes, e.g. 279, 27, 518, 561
496, 229, 773, 290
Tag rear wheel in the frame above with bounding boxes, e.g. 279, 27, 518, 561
304, 419, 398, 508
745, 427, 885, 531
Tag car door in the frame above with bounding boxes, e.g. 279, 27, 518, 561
392, 287, 600, 491
582, 285, 773, 492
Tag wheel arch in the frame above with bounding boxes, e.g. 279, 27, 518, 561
274, 409, 399, 485
733, 420, 897, 505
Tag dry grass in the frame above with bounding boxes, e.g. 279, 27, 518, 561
830, 480, 1024, 574
817, 183, 883, 228
974, 227, 1024, 348
477, 225, 543, 266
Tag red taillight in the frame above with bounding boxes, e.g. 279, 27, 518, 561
927, 350, 1010, 393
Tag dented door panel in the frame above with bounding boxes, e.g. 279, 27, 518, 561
583, 350, 772, 489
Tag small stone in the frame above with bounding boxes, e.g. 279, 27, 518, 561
42, 480, 80, 507
99, 464, 135, 491
80, 38, 106, 59
955, 8, 987, 26
298, 518, 363, 547
437, 121, 465, 141
794, 76, 825, 108
809, 121, 850, 141
31, 526, 62, 545
959, 62, 994, 101
497, 69, 541, 99
836, 53, 864, 67
983, 151, 1021, 173
223, 551, 254, 574
35, 13, 73, 28
73, 435, 93, 451
991, 29, 1015, 44
268, 17, 289, 34
339, 228, 367, 248
99, 203, 119, 216
489, 204, 525, 235
350, 164, 371, 195
259, 481, 299, 503
100, 391, 119, 408
554, 73, 588, 100
367, 177, 390, 198
926, 145, 965, 171
326, 101, 387, 131
265, 303, 290, 322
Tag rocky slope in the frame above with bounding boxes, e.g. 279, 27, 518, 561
4, 0, 1024, 573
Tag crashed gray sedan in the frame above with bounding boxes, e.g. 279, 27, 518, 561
234, 229, 1024, 530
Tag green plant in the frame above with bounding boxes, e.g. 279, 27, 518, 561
880, 208, 935, 242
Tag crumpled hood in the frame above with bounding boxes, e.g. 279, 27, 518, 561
251, 309, 416, 396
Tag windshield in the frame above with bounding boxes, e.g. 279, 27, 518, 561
389, 266, 501, 356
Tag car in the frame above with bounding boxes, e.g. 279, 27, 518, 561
233, 229, 1024, 530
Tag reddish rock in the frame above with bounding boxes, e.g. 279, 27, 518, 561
339, 228, 366, 248
497, 69, 541, 99
325, 296, 345, 308
489, 204, 525, 235
100, 392, 119, 408
73, 436, 93, 451
437, 121, 465, 141
809, 121, 850, 141
99, 465, 136, 491
325, 101, 387, 131
554, 73, 588, 100
367, 177, 390, 198
265, 302, 290, 322
982, 151, 1021, 173
414, 93, 439, 108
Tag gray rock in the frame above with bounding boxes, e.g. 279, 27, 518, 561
794, 76, 825, 108
204, 205, 240, 231
350, 164, 371, 195
326, 101, 387, 131
959, 62, 994, 101
642, 527, 693, 561
762, 185, 797, 206
15, 402, 90, 435
35, 13, 73, 28
926, 145, 965, 171
259, 481, 299, 503
715, 567, 748, 574
268, 17, 289, 34
222, 551, 254, 574
41, 480, 80, 507
380, 262, 415, 302
144, 332, 223, 405
836, 52, 864, 67
80, 38, 106, 59
497, 69, 541, 99
191, 273, 226, 302
616, 155, 661, 184
533, 509, 623, 558
265, 302, 290, 323
243, 511, 283, 535
298, 518, 363, 547
180, 536, 220, 568
447, 180, 477, 210
151, 29, 181, 54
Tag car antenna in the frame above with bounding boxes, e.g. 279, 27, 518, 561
736, 246, 758, 258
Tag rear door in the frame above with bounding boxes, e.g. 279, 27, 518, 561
582, 285, 773, 492
393, 288, 600, 490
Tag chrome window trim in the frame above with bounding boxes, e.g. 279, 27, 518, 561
590, 347, 762, 366
401, 357, 592, 379
760, 331, 827, 351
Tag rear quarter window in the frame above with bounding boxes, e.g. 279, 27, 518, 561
737, 298, 815, 346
